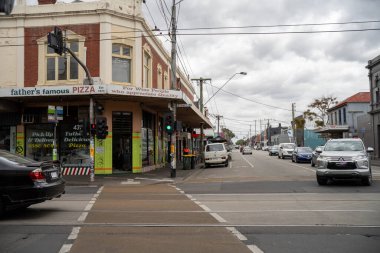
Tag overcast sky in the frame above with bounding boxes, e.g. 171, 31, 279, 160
141, 0, 380, 139
29, 0, 380, 139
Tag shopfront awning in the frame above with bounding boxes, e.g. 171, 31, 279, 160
0, 83, 213, 128
314, 125, 350, 133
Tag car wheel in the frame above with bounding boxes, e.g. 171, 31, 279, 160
204, 163, 209, 168
317, 175, 328, 185
281, 154, 285, 159
362, 175, 372, 186
225, 160, 229, 167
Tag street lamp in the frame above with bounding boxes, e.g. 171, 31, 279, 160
203, 72, 247, 106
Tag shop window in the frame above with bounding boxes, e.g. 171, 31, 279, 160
142, 111, 155, 166
25, 124, 55, 161
60, 123, 90, 166
112, 43, 132, 83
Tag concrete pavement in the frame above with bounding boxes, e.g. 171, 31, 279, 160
63, 166, 252, 253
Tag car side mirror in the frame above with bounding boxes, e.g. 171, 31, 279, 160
367, 147, 374, 153
315, 147, 322, 153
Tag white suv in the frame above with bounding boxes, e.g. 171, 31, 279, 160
204, 143, 229, 168
278, 143, 296, 159
315, 138, 374, 186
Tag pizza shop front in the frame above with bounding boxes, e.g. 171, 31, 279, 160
0, 84, 211, 175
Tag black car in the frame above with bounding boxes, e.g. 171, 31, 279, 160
0, 150, 65, 216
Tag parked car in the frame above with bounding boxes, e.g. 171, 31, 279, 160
262, 146, 269, 151
268, 145, 279, 156
204, 143, 229, 168
242, 146, 253, 155
311, 146, 324, 167
315, 138, 374, 186
278, 143, 296, 159
0, 150, 66, 216
292, 147, 313, 163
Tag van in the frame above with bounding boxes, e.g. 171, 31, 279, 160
278, 143, 296, 159
204, 143, 229, 168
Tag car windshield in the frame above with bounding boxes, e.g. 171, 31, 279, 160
298, 147, 312, 152
206, 144, 224, 152
283, 144, 295, 149
324, 141, 364, 152
0, 150, 36, 164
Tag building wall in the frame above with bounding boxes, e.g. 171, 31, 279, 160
367, 54, 380, 158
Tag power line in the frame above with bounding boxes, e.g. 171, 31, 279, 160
175, 20, 380, 31
206, 82, 305, 113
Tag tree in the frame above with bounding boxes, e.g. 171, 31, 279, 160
303, 96, 338, 127
221, 128, 235, 144
236, 139, 246, 146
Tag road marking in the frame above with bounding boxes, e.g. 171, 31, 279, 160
199, 204, 211, 212
241, 154, 255, 168
226, 226, 247, 240
121, 179, 141, 185
135, 177, 174, 183
68, 227, 81, 240
78, 212, 88, 222
247, 244, 265, 253
58, 244, 72, 253
210, 212, 227, 222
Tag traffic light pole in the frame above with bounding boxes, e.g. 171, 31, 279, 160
65, 47, 95, 182
170, 0, 177, 178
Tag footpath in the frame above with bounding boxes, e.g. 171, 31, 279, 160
63, 166, 252, 253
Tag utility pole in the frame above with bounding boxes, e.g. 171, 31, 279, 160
169, 0, 178, 178
191, 78, 211, 114
292, 103, 296, 144
267, 119, 270, 146
215, 115, 223, 136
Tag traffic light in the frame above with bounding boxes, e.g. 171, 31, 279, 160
96, 117, 108, 139
90, 123, 96, 136
0, 0, 15, 15
163, 112, 174, 134
48, 26, 64, 55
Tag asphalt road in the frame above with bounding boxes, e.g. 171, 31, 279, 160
177, 149, 380, 253
1, 149, 379, 253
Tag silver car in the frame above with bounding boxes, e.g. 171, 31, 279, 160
315, 138, 374, 186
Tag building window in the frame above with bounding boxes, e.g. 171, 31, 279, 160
334, 112, 337, 125
37, 30, 84, 85
343, 108, 347, 124
46, 40, 79, 82
338, 109, 342, 125
112, 44, 132, 83
164, 71, 169, 89
143, 51, 151, 88
157, 65, 163, 89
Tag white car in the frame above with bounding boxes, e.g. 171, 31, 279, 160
204, 143, 229, 168
242, 146, 252, 155
278, 143, 296, 159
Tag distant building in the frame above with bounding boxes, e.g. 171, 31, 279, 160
315, 92, 370, 139
367, 54, 380, 158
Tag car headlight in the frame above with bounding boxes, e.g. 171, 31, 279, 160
353, 155, 367, 160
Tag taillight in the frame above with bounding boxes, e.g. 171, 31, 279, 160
29, 168, 46, 182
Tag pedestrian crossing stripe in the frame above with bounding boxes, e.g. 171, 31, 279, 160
62, 167, 91, 175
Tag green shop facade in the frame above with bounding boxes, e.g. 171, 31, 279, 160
0, 83, 211, 175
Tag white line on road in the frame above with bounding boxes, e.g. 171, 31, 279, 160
241, 154, 255, 168
68, 227, 81, 240
226, 226, 247, 240
210, 212, 227, 223
199, 204, 211, 212
58, 244, 72, 253
247, 244, 265, 253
